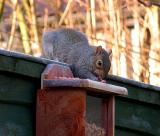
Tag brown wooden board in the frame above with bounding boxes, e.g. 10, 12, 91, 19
107, 76, 160, 136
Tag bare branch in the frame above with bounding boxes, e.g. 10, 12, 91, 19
138, 0, 160, 7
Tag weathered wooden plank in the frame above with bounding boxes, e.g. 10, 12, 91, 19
0, 49, 59, 65
107, 75, 160, 92
115, 97, 160, 135
0, 103, 33, 136
0, 55, 45, 79
87, 94, 160, 135
115, 127, 150, 136
0, 50, 67, 79
103, 96, 115, 136
86, 96, 103, 127
13, 59, 45, 79
107, 76, 160, 106
0, 74, 39, 104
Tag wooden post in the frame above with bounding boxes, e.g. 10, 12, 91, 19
36, 87, 86, 136
36, 64, 86, 136
103, 96, 115, 136
36, 64, 127, 136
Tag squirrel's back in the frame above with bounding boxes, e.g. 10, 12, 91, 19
42, 28, 111, 81
42, 28, 89, 47
42, 28, 90, 60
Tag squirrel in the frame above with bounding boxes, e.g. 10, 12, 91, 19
42, 28, 112, 81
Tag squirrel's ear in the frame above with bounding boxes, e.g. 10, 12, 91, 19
96, 46, 103, 54
107, 49, 112, 56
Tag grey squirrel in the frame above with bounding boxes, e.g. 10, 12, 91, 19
42, 28, 112, 81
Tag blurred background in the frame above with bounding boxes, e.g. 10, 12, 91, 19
0, 0, 159, 86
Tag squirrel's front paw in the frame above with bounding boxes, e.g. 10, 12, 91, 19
100, 80, 106, 83
90, 76, 99, 81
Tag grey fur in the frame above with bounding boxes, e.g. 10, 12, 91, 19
42, 28, 111, 81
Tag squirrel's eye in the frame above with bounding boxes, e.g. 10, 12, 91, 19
96, 60, 103, 68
